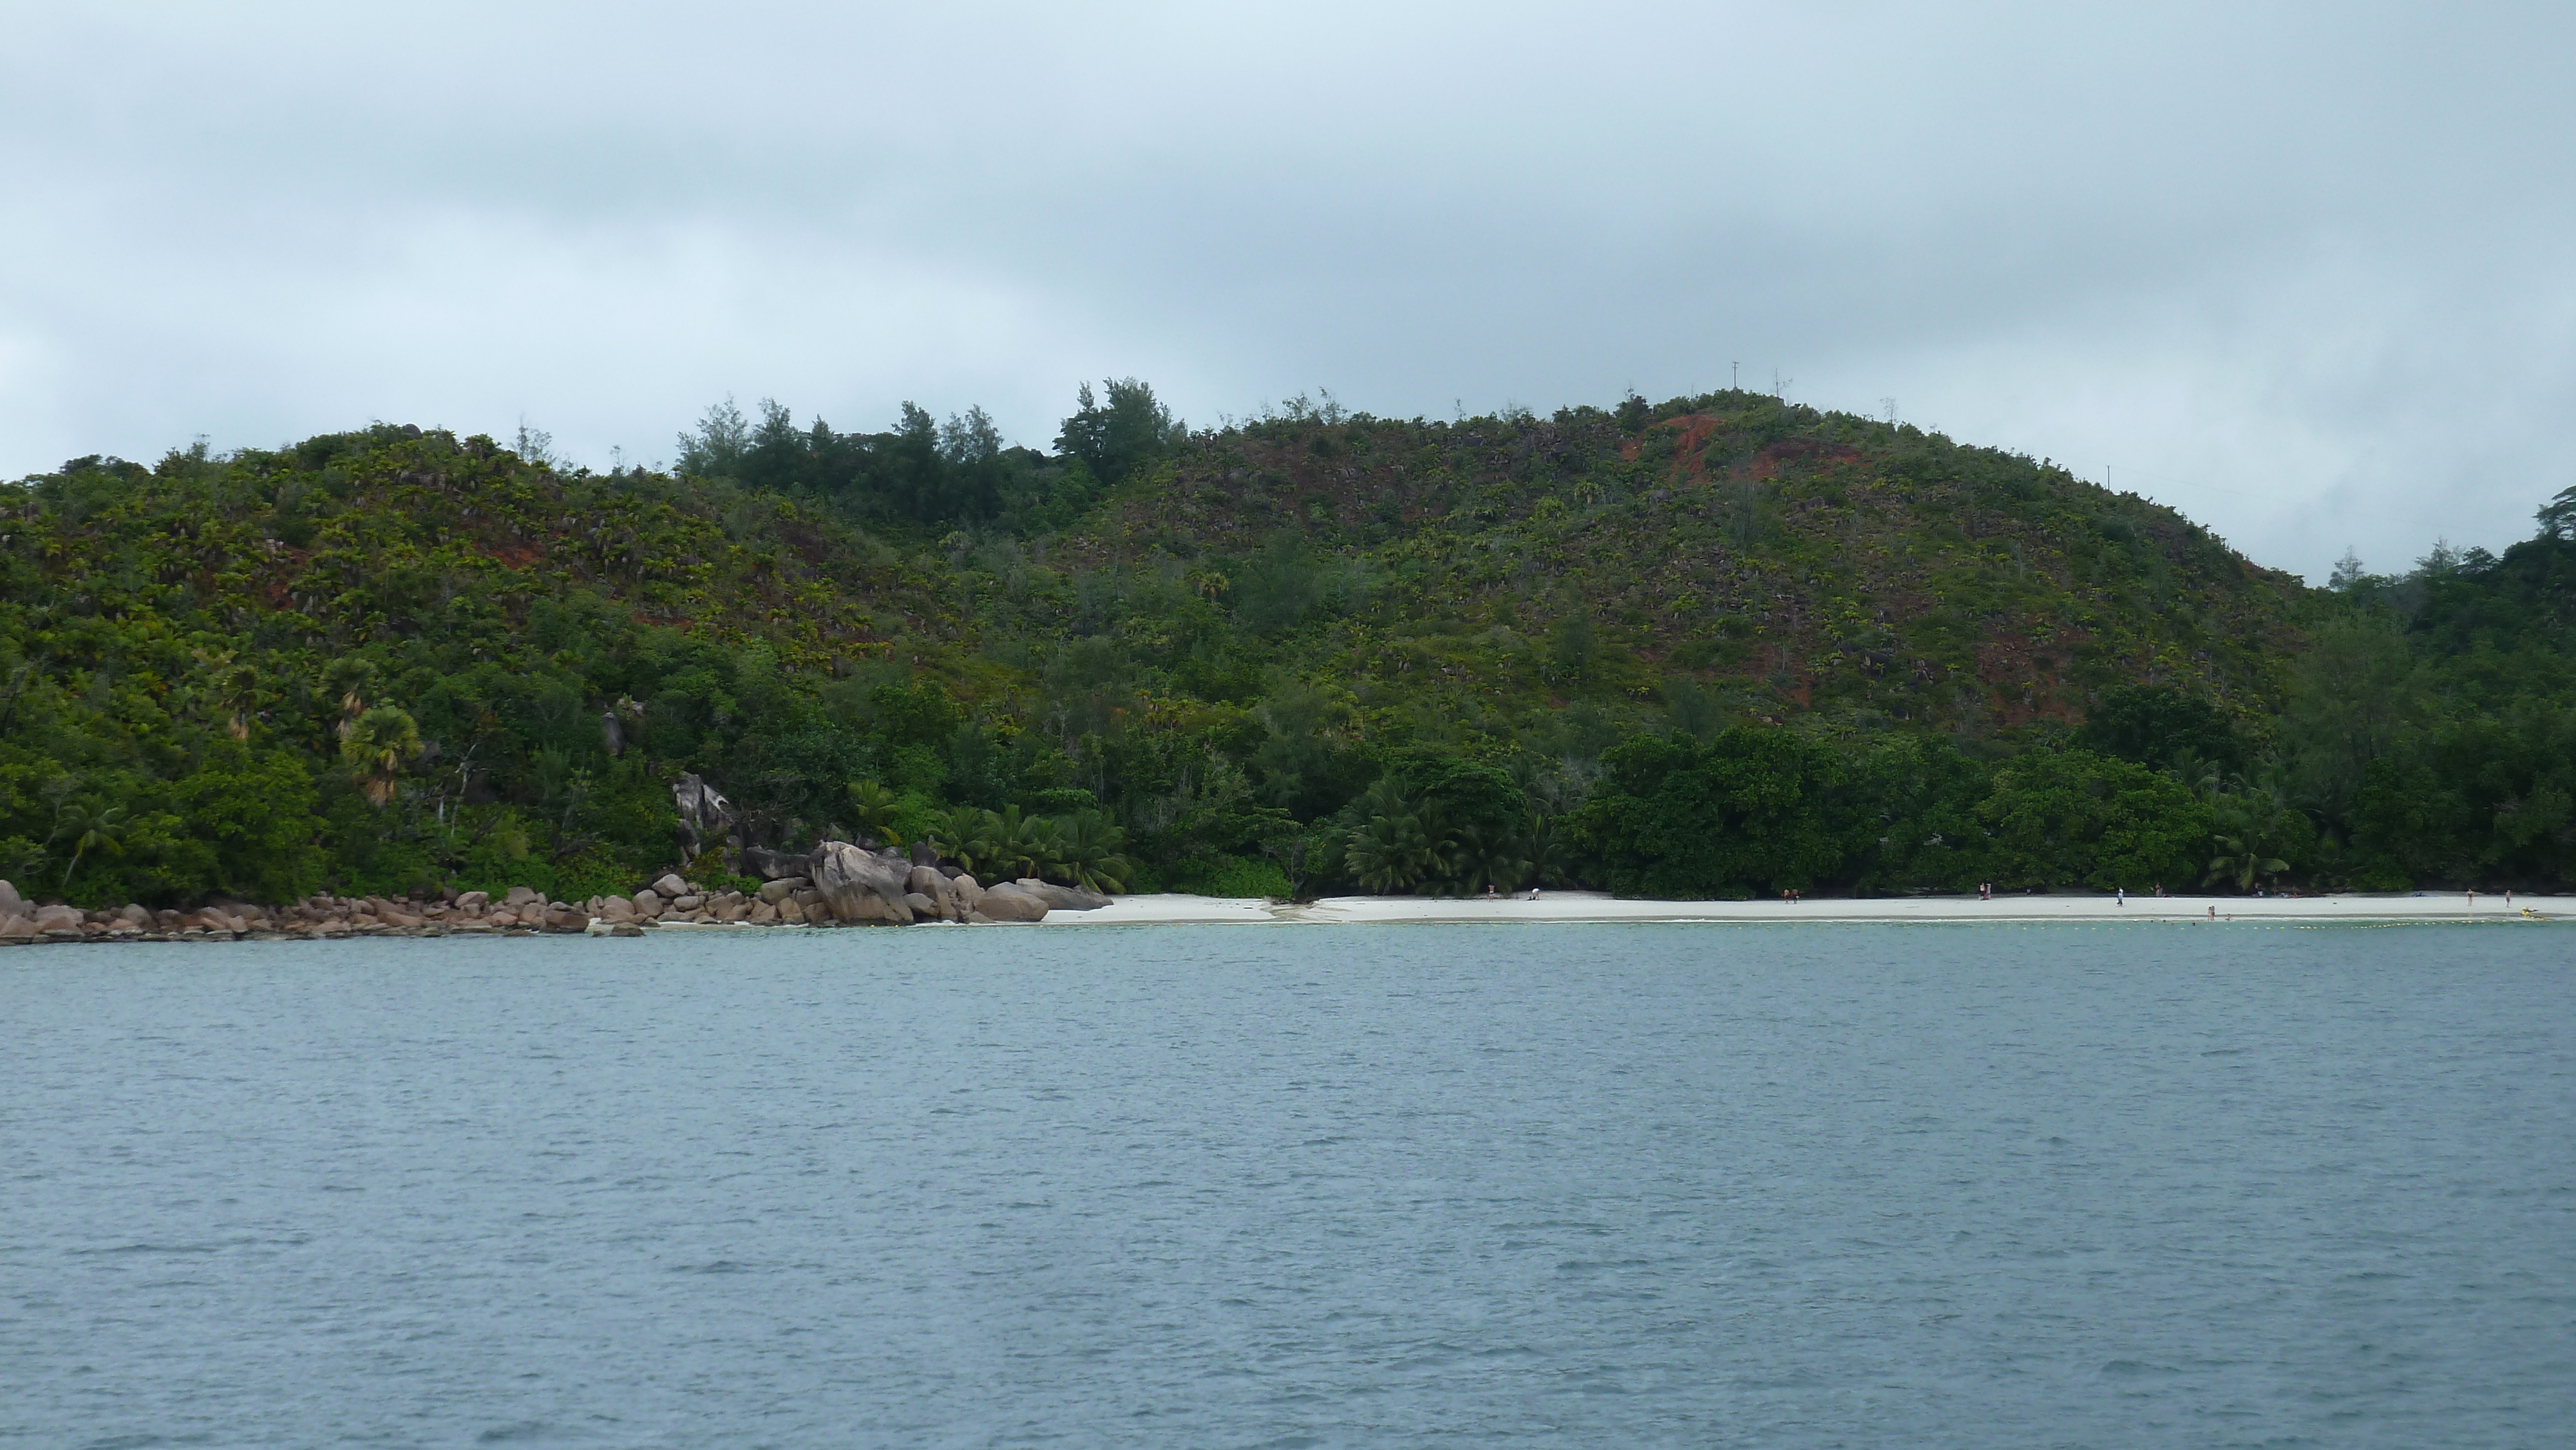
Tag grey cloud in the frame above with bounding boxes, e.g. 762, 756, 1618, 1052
5, 1, 2572, 579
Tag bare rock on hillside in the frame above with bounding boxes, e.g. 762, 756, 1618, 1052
672, 774, 734, 867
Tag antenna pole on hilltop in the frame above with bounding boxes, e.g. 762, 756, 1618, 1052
1732, 361, 1739, 391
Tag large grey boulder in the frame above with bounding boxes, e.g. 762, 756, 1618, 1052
650, 873, 688, 899
0, 880, 21, 918
811, 841, 915, 925
1015, 878, 1112, 911
907, 865, 967, 921
758, 876, 809, 905
976, 883, 1050, 922
744, 845, 814, 881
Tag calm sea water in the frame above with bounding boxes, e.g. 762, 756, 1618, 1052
4, 923, 2571, 1448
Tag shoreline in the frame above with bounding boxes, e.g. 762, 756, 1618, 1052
1037, 890, 2561, 927
0, 889, 2555, 945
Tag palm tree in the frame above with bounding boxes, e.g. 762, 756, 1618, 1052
338, 705, 422, 806
1054, 810, 1132, 894
848, 780, 905, 846
1451, 821, 1533, 896
2206, 777, 2293, 891
1411, 802, 1463, 891
1023, 814, 1070, 881
1349, 807, 1461, 894
983, 805, 1064, 881
53, 800, 126, 889
2164, 747, 2225, 803
2206, 833, 2291, 892
931, 807, 996, 874
1526, 812, 1580, 887
1346, 811, 1430, 894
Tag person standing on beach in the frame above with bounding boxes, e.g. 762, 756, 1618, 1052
2116, 888, 2126, 907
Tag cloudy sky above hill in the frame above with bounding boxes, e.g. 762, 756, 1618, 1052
4, 1, 2570, 580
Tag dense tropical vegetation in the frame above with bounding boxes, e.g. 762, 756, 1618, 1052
3, 382, 2570, 909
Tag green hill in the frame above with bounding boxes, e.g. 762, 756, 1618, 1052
2, 388, 2568, 909
1051, 391, 2304, 731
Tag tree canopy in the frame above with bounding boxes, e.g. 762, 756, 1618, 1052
3, 386, 2570, 908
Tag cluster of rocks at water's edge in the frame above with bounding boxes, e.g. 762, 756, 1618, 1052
0, 841, 1112, 945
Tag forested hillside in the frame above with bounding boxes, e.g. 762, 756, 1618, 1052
3, 386, 2569, 909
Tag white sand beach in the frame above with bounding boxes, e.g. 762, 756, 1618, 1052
1041, 890, 2562, 927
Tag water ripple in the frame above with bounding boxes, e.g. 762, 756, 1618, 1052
3, 923, 2570, 1447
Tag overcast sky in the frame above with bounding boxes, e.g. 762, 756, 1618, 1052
5, 1, 2570, 581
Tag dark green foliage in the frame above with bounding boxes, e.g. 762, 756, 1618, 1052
1576, 730, 1850, 898
677, 397, 1081, 530
1837, 735, 1995, 892
1974, 749, 2210, 892
6, 382, 2571, 909
2286, 529, 2576, 887
1055, 379, 1182, 487
2076, 685, 2246, 771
